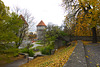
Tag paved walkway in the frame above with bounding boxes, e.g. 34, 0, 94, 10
2, 58, 27, 67
2, 42, 43, 67
63, 40, 100, 67
30, 42, 43, 49
63, 40, 87, 67
84, 43, 100, 67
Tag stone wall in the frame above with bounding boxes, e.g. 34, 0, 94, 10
37, 26, 46, 40
37, 30, 44, 40
54, 39, 68, 49
64, 36, 100, 41
54, 36, 100, 49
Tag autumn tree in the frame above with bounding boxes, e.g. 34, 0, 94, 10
63, 0, 100, 43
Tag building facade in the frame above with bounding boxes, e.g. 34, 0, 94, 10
19, 15, 29, 48
37, 20, 46, 40
20, 15, 29, 40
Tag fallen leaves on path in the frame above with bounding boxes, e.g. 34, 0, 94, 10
20, 44, 76, 67
82, 41, 92, 45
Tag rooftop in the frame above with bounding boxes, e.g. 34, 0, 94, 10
20, 15, 28, 25
37, 20, 46, 26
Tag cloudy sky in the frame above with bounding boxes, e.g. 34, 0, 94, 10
2, 0, 65, 32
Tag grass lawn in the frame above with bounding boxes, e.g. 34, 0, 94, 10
30, 44, 34, 48
35, 42, 44, 45
20, 41, 77, 67
32, 46, 44, 52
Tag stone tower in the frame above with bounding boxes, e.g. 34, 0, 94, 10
37, 20, 46, 40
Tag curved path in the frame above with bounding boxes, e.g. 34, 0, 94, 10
30, 42, 43, 49
2, 58, 27, 67
2, 42, 43, 67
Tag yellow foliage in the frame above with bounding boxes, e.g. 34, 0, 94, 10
20, 42, 76, 67
85, 56, 89, 58
74, 22, 92, 36
96, 64, 100, 67
74, 0, 100, 36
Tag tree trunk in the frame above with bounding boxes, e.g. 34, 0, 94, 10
92, 27, 97, 43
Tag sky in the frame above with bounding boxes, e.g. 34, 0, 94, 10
2, 0, 65, 32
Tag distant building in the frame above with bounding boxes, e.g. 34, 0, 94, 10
29, 32, 33, 35
37, 20, 46, 40
20, 15, 29, 40
19, 15, 29, 48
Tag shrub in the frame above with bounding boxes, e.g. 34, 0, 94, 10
35, 42, 43, 45
30, 44, 34, 48
41, 47, 51, 55
20, 48, 28, 53
41, 45, 54, 55
36, 46, 43, 50
0, 48, 20, 57
28, 49, 34, 57
37, 40, 42, 42
20, 48, 34, 57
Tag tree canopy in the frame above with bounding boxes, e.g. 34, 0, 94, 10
63, 0, 100, 43
0, 0, 24, 48
42, 24, 67, 45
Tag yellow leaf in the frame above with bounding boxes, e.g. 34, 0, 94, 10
86, 56, 89, 58
88, 50, 90, 52
96, 64, 99, 67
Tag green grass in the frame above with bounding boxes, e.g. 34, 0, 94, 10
19, 47, 35, 57
32, 46, 44, 52
30, 44, 34, 48
37, 40, 42, 42
36, 46, 44, 49
35, 42, 44, 45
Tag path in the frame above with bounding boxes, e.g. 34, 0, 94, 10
63, 40, 87, 67
2, 58, 27, 67
63, 40, 100, 67
84, 43, 100, 67
30, 42, 43, 49
2, 42, 43, 67
31, 42, 43, 56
